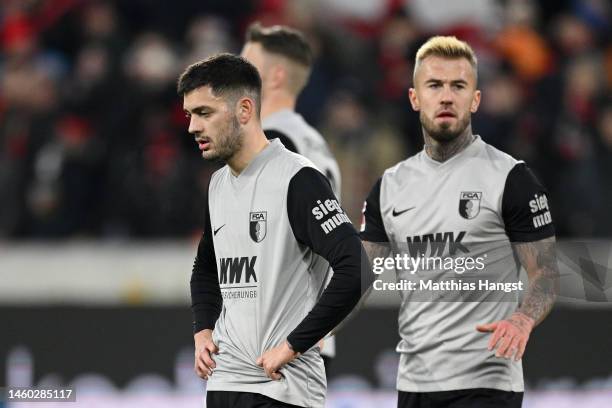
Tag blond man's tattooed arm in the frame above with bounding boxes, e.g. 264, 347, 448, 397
476, 236, 559, 360
514, 236, 560, 325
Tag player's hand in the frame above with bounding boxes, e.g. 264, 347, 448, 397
476, 312, 535, 361
194, 329, 218, 380
256, 341, 299, 380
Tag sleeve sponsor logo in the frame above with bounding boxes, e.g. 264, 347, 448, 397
311, 198, 351, 234
529, 194, 552, 228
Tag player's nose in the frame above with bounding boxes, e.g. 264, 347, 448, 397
188, 116, 203, 135
440, 85, 454, 104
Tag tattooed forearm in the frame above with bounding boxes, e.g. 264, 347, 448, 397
363, 240, 391, 263
513, 237, 559, 326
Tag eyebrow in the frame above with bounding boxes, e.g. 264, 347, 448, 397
424, 78, 469, 86
184, 105, 214, 114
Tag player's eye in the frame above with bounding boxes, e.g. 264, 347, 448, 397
429, 83, 440, 89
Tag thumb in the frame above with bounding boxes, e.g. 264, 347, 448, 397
476, 322, 498, 332
256, 356, 263, 366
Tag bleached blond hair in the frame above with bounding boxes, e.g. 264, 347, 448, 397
413, 36, 478, 82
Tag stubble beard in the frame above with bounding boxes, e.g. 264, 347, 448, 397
422, 111, 475, 162
202, 114, 243, 163
421, 111, 471, 143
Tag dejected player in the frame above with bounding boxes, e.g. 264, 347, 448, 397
179, 54, 367, 408
241, 22, 342, 371
360, 36, 559, 408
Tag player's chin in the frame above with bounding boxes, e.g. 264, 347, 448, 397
201, 150, 217, 160
431, 129, 459, 142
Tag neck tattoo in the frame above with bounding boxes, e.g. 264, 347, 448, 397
424, 131, 475, 163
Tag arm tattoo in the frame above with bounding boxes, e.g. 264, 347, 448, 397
513, 237, 559, 326
508, 311, 534, 332
363, 240, 391, 262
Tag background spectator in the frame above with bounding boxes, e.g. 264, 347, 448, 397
0, 0, 610, 239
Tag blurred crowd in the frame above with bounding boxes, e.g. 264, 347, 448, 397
1, 0, 610, 239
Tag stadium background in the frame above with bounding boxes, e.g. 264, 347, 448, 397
1, 0, 611, 407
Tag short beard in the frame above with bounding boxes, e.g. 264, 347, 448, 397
205, 115, 243, 163
421, 111, 470, 143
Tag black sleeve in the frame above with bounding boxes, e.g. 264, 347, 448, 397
502, 163, 555, 242
285, 167, 368, 353
190, 194, 222, 333
264, 129, 299, 153
359, 177, 389, 242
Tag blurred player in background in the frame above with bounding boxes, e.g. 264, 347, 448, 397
241, 22, 342, 373
179, 54, 367, 407
360, 36, 559, 408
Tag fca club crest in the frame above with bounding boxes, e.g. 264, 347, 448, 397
249, 211, 267, 242
459, 192, 482, 219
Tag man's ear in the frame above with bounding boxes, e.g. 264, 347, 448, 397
236, 97, 255, 124
408, 88, 420, 111
470, 89, 481, 113
268, 64, 285, 89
